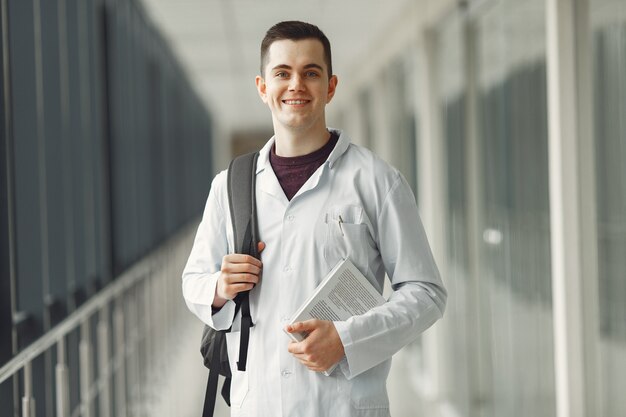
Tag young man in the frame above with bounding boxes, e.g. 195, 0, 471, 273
183, 21, 446, 417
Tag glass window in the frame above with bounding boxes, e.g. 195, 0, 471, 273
108, 2, 138, 274
39, 0, 69, 327
437, 14, 472, 415
474, 1, 555, 416
85, 0, 110, 289
0, 0, 14, 369
385, 56, 419, 195
590, 1, 626, 416
8, 0, 45, 346
433, 2, 557, 416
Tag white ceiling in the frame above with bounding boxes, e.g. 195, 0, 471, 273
139, 0, 412, 136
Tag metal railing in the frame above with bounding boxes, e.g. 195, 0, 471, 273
0, 224, 197, 417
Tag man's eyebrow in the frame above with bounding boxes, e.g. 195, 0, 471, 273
270, 63, 324, 72
271, 64, 292, 71
303, 63, 324, 71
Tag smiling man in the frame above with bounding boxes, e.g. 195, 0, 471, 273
255, 35, 337, 157
182, 21, 447, 417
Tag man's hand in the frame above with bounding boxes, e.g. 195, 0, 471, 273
285, 319, 345, 372
213, 242, 265, 308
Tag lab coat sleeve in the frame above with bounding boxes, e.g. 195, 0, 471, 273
181, 172, 237, 331
335, 173, 447, 379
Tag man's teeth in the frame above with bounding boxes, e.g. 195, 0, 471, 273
284, 100, 308, 104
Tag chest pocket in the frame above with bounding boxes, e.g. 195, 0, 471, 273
323, 205, 369, 271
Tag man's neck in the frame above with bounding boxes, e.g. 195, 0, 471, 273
273, 126, 331, 157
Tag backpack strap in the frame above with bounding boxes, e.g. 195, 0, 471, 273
227, 152, 260, 371
202, 151, 259, 417
202, 331, 225, 417
228, 151, 260, 259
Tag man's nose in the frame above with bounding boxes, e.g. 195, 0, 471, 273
288, 74, 304, 91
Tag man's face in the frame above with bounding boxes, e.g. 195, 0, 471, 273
256, 39, 338, 135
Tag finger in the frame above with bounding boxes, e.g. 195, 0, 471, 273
224, 273, 260, 285
223, 254, 262, 268
287, 347, 331, 372
298, 359, 325, 372
287, 341, 305, 355
218, 283, 254, 301
222, 261, 262, 275
295, 357, 310, 366
286, 319, 319, 334
258, 241, 266, 253
290, 352, 308, 361
290, 352, 314, 365
226, 283, 255, 296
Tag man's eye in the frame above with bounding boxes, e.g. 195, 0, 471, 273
276, 72, 289, 78
305, 71, 319, 77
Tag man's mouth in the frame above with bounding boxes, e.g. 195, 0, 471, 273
282, 99, 310, 105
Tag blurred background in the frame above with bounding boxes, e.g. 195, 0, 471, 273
0, 0, 624, 416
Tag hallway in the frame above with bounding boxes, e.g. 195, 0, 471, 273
1, 0, 625, 416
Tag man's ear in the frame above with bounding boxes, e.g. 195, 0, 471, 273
255, 76, 267, 103
326, 75, 338, 103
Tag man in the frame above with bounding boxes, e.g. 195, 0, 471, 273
182, 21, 446, 417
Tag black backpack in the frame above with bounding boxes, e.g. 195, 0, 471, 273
200, 151, 260, 417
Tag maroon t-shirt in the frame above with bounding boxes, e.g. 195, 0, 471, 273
270, 132, 339, 201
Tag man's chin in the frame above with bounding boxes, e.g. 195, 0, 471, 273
278, 118, 312, 131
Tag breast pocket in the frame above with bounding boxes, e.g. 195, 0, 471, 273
225, 331, 249, 407
323, 205, 369, 271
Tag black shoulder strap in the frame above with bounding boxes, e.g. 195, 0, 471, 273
227, 151, 260, 259
203, 331, 225, 417
227, 151, 259, 372
202, 151, 259, 417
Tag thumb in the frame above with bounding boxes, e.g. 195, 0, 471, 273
286, 319, 318, 333
258, 241, 266, 253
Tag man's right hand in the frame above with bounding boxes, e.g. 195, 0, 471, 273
213, 241, 265, 308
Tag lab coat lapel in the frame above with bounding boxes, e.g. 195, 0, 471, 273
292, 164, 326, 198
258, 164, 289, 205
294, 129, 350, 198
256, 138, 289, 205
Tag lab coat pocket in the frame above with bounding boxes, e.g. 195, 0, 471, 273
324, 205, 368, 270
225, 331, 249, 407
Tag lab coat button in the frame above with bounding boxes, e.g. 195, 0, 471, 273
287, 215, 295, 221
281, 369, 292, 378
283, 266, 291, 272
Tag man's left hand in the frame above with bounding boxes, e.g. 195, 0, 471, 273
285, 319, 345, 372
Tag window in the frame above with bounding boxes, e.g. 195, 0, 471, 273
437, 14, 472, 414
474, 1, 555, 416
590, 1, 626, 415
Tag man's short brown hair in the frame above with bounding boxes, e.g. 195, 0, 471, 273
260, 21, 333, 79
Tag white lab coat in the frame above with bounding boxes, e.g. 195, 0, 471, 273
182, 130, 447, 417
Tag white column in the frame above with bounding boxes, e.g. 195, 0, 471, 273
114, 301, 127, 417
22, 362, 35, 417
98, 307, 112, 417
546, 1, 600, 416
463, 18, 492, 417
56, 338, 70, 417
79, 320, 93, 417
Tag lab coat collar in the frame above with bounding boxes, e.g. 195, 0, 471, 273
255, 128, 351, 175
256, 137, 286, 203
326, 128, 351, 169
255, 128, 351, 203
